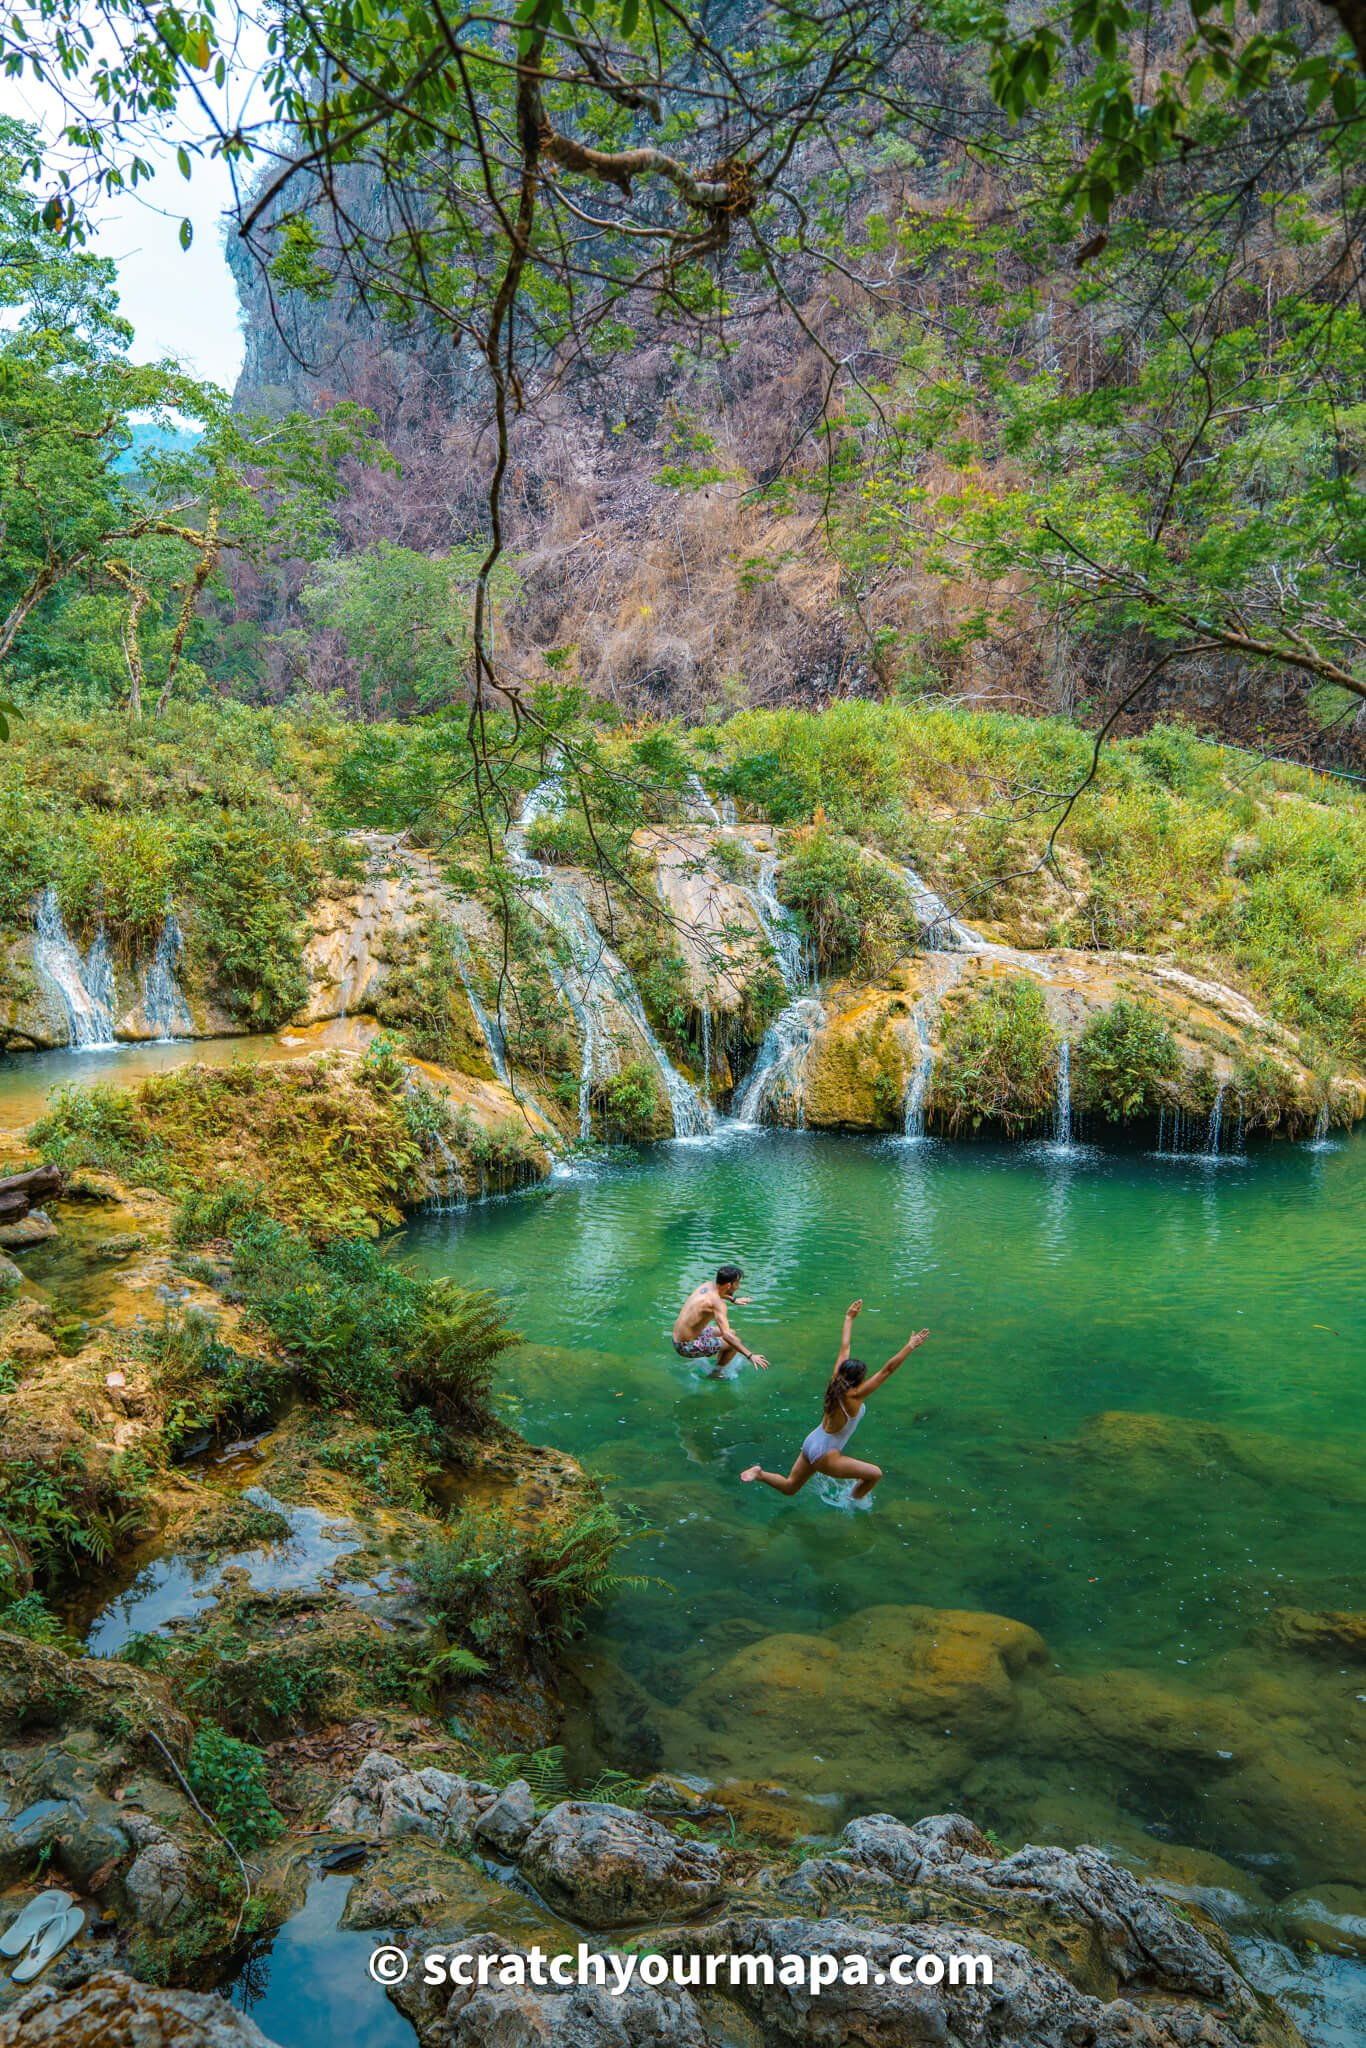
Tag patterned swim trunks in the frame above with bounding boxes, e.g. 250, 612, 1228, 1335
673, 1327, 725, 1359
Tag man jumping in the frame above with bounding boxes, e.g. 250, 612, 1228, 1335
672, 1264, 769, 1375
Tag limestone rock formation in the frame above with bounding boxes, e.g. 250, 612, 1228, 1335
0, 1972, 283, 2048
518, 1801, 727, 1928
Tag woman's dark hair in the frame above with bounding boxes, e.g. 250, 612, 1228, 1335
716, 1263, 744, 1287
824, 1357, 867, 1419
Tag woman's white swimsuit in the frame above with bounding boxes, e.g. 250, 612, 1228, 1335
802, 1400, 864, 1464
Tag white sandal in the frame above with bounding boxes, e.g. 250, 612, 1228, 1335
11, 1903, 84, 1983
0, 1890, 73, 1958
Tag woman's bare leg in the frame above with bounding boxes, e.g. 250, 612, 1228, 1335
741, 1452, 813, 1496
817, 1452, 883, 1499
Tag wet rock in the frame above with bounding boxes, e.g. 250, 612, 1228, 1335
1278, 1882, 1366, 1958
84, 1231, 145, 1263
0, 1209, 58, 1249
474, 1779, 536, 1859
324, 1750, 496, 1846
0, 1969, 283, 2046
0, 1255, 19, 1293
675, 1913, 1290, 2048
392, 1932, 711, 2047
519, 1801, 726, 1928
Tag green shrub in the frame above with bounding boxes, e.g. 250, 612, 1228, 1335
414, 1495, 632, 1663
186, 1726, 283, 1850
777, 827, 915, 976
1074, 1000, 1180, 1120
600, 1060, 665, 1139
0, 1592, 69, 1644
229, 1215, 516, 1433
932, 977, 1056, 1134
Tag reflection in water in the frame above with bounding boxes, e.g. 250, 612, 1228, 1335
231, 1874, 416, 2048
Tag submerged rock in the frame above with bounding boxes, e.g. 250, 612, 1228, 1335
519, 1801, 726, 1928
0, 1970, 283, 2047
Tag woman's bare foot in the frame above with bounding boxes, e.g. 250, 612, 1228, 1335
741, 1464, 762, 1482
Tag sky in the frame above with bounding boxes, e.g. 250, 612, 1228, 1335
0, 31, 265, 393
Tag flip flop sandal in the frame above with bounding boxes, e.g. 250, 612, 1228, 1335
11, 1903, 85, 1983
0, 1890, 74, 1958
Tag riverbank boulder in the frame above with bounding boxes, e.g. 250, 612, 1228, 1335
518, 1802, 726, 1927
392, 1933, 713, 2047
0, 1971, 282, 2047
324, 1751, 499, 1847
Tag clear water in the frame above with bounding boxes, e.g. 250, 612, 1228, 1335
400, 1128, 1366, 1913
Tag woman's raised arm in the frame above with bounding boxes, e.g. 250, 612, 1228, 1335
835, 1298, 863, 1367
858, 1328, 930, 1398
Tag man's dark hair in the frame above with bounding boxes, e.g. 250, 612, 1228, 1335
716, 1264, 744, 1288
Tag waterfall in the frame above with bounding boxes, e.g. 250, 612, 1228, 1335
731, 850, 825, 1121
1053, 1039, 1073, 1150
425, 1129, 466, 1212
448, 924, 512, 1089
1205, 1082, 1226, 1157
719, 796, 739, 826
142, 912, 194, 1039
903, 1008, 935, 1141
508, 776, 712, 1140
683, 772, 722, 827
743, 851, 811, 992
1308, 1100, 1334, 1151
894, 860, 983, 951
700, 1001, 712, 1100
733, 997, 824, 1128
33, 887, 118, 1049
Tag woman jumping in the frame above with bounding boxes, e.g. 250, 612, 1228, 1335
740, 1300, 929, 1504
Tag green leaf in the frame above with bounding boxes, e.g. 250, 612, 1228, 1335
179, 216, 193, 250
620, 0, 640, 38
177, 145, 191, 179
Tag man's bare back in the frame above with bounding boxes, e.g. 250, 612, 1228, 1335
672, 1264, 769, 1373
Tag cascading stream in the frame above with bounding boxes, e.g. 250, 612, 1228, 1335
731, 851, 825, 1126
33, 887, 118, 1049
142, 912, 195, 1040
508, 776, 712, 1140
1053, 1039, 1073, 1150
903, 1007, 935, 1141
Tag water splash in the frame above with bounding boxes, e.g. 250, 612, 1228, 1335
33, 887, 118, 1049
732, 997, 824, 1128
142, 912, 194, 1040
509, 775, 712, 1140
903, 1008, 935, 1141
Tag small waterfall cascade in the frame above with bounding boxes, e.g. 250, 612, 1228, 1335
733, 997, 825, 1128
700, 1001, 712, 1101
902, 1007, 935, 1141
683, 772, 722, 827
508, 776, 713, 1140
744, 851, 815, 992
1308, 1100, 1334, 1151
1052, 1039, 1073, 1150
448, 924, 512, 1089
142, 912, 195, 1039
425, 1128, 467, 1212
1205, 1081, 1227, 1158
33, 887, 118, 1048
719, 796, 739, 826
895, 859, 984, 951
731, 849, 825, 1125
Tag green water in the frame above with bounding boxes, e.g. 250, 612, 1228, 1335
402, 1127, 1366, 1906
